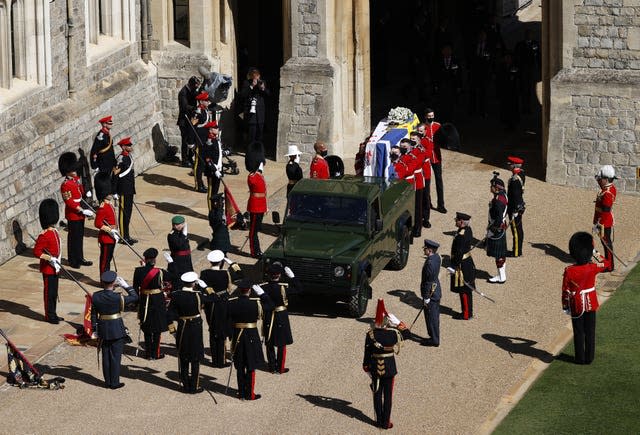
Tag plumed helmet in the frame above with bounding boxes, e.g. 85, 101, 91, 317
374, 298, 388, 328
39, 199, 59, 229
596, 165, 615, 180
58, 152, 78, 176
94, 171, 113, 202
569, 231, 594, 265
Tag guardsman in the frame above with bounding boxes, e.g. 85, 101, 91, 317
208, 193, 231, 254
310, 141, 330, 179
362, 299, 409, 430
167, 272, 216, 393
167, 215, 193, 277
33, 199, 63, 324
59, 152, 94, 268
227, 279, 274, 400
94, 172, 119, 276
192, 91, 212, 193
262, 262, 301, 374
487, 174, 508, 284
247, 159, 267, 259
201, 120, 223, 211
423, 109, 446, 213
284, 145, 303, 195
91, 271, 138, 389
200, 250, 242, 367
450, 212, 476, 320
90, 115, 116, 178
507, 156, 526, 257
408, 134, 426, 237
133, 248, 169, 360
593, 165, 617, 272
113, 137, 137, 245
398, 138, 420, 233
416, 125, 433, 228
420, 240, 441, 346
562, 232, 611, 364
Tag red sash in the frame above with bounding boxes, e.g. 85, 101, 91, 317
141, 268, 160, 290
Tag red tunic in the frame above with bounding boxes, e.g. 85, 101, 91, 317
247, 172, 267, 213
420, 138, 432, 180
399, 153, 417, 189
33, 228, 61, 275
593, 183, 616, 228
310, 156, 330, 179
60, 176, 85, 221
424, 122, 442, 164
95, 201, 117, 245
393, 160, 411, 180
562, 259, 610, 317
410, 147, 425, 190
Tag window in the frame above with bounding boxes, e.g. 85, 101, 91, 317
85, 0, 136, 57
0, 0, 51, 91
173, 0, 190, 47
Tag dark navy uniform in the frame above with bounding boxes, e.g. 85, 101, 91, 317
200, 267, 234, 367
90, 127, 116, 174
451, 224, 476, 320
167, 286, 217, 393
91, 282, 138, 389
363, 326, 404, 429
133, 263, 169, 359
262, 277, 301, 373
420, 251, 442, 345
227, 290, 274, 400
192, 103, 213, 191
115, 147, 136, 242
286, 160, 303, 196
168, 231, 193, 276
208, 194, 231, 253
507, 170, 525, 257
202, 135, 222, 211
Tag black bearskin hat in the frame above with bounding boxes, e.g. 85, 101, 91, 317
325, 155, 345, 179
39, 199, 59, 229
434, 123, 460, 151
569, 231, 594, 265
245, 141, 265, 172
58, 152, 78, 176
94, 171, 113, 202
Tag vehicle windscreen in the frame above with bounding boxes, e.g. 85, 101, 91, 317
287, 194, 368, 226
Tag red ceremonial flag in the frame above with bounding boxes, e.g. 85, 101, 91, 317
63, 294, 95, 345
224, 183, 241, 229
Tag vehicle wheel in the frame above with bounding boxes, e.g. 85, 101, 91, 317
388, 226, 410, 270
347, 274, 369, 318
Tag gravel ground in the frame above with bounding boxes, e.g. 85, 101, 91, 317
1, 149, 639, 435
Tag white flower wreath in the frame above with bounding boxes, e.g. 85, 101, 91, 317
387, 107, 414, 124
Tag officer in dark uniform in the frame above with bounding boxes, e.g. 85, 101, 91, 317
167, 271, 219, 393
261, 262, 301, 374
90, 115, 116, 181
450, 212, 476, 320
487, 174, 509, 283
133, 248, 169, 360
91, 270, 138, 389
113, 137, 137, 245
201, 120, 223, 211
284, 145, 303, 196
420, 240, 442, 346
199, 250, 242, 367
507, 156, 526, 257
208, 193, 232, 253
192, 92, 213, 193
363, 299, 408, 430
227, 279, 274, 400
177, 76, 200, 167
167, 215, 193, 277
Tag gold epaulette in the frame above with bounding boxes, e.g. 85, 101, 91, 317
228, 296, 239, 301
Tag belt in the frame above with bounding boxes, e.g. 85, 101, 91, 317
234, 322, 257, 329
179, 314, 201, 321
462, 252, 472, 260
405, 175, 415, 180
172, 250, 191, 256
98, 313, 121, 320
372, 353, 394, 358
274, 305, 287, 312
595, 207, 611, 212
250, 192, 266, 198
141, 289, 162, 295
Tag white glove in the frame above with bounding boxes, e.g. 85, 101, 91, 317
512, 212, 518, 218
163, 252, 174, 263
113, 193, 119, 201
424, 298, 431, 306
50, 258, 61, 273
197, 279, 207, 288
115, 276, 129, 288
223, 257, 233, 265
90, 332, 98, 340
82, 209, 94, 217
86, 191, 92, 198
215, 170, 222, 178
446, 267, 456, 275
252, 284, 264, 296
284, 267, 294, 278
182, 222, 188, 237
111, 232, 120, 243
563, 308, 571, 315
187, 143, 195, 149
387, 313, 400, 327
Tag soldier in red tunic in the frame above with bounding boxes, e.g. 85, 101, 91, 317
33, 199, 64, 324
247, 159, 267, 259
422, 109, 446, 213
593, 165, 617, 272
59, 152, 94, 268
309, 141, 330, 179
94, 172, 119, 276
416, 125, 433, 228
562, 232, 611, 364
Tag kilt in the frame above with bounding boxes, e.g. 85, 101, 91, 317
486, 231, 507, 259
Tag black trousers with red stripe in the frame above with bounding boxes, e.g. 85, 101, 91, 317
144, 332, 162, 359
235, 364, 257, 400
42, 274, 59, 321
601, 227, 614, 271
118, 194, 133, 240
249, 212, 264, 256
422, 178, 431, 224
266, 343, 287, 373
572, 311, 596, 364
98, 242, 115, 276
372, 376, 394, 429
413, 188, 423, 237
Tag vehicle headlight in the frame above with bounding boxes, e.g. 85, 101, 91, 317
334, 266, 345, 277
